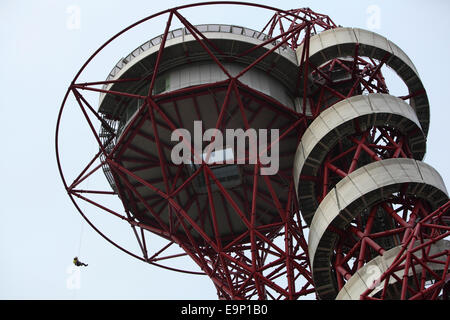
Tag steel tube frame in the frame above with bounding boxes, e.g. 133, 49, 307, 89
56, 2, 449, 300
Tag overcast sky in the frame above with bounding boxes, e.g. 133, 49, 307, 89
1, 0, 449, 299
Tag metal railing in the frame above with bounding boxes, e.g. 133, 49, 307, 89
101, 24, 283, 89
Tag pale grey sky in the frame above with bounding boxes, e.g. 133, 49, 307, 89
1, 0, 449, 299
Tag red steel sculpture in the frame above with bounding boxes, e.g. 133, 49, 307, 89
56, 2, 450, 299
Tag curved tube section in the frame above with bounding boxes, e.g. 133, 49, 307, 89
336, 240, 450, 300
308, 158, 448, 298
296, 27, 430, 135
294, 93, 427, 224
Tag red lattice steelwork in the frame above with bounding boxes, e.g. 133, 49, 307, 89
56, 2, 449, 299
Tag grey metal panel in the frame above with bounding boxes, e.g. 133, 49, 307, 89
308, 158, 448, 299
135, 61, 295, 112
293, 93, 427, 224
336, 240, 450, 300
296, 27, 430, 135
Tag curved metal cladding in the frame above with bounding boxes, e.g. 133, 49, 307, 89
294, 28, 449, 299
98, 23, 301, 244
336, 239, 450, 300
